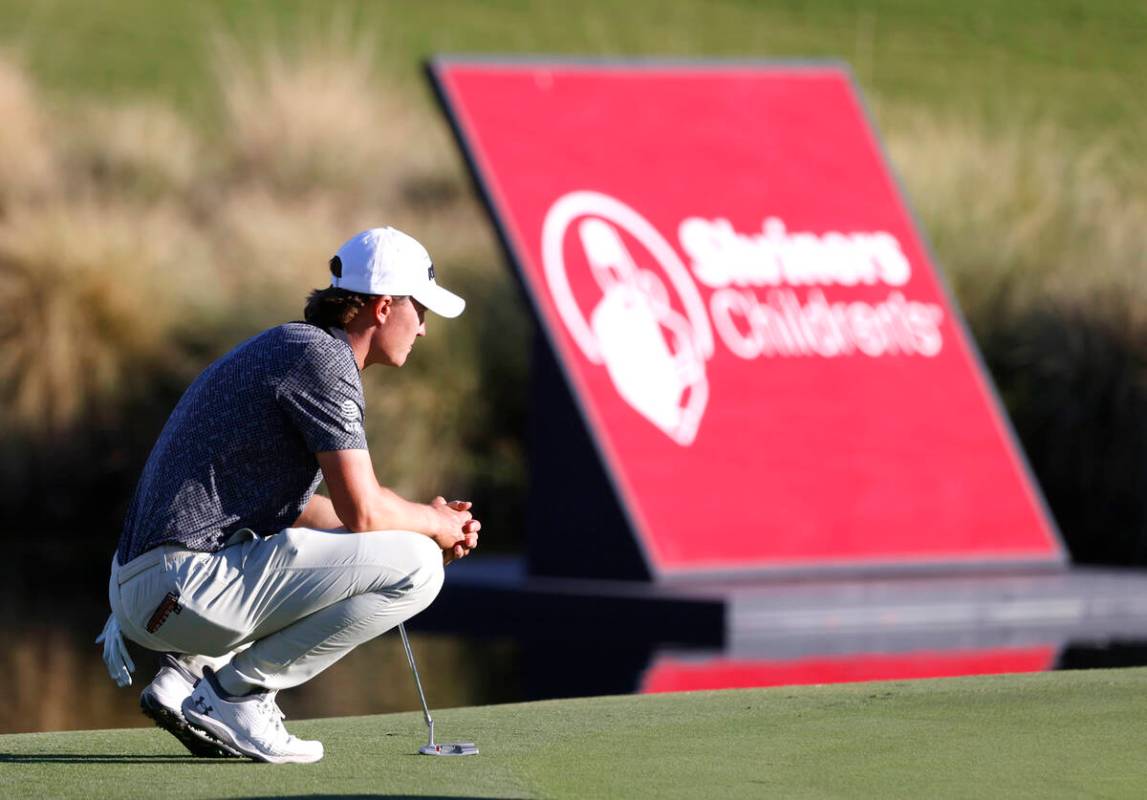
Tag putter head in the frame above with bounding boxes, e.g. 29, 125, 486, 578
419, 742, 479, 756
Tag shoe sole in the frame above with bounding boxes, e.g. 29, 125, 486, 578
140, 692, 241, 759
182, 704, 323, 765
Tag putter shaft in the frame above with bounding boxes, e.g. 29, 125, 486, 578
397, 623, 477, 756
397, 622, 435, 747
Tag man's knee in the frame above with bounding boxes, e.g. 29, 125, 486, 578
406, 534, 444, 610
354, 530, 444, 612
380, 533, 443, 619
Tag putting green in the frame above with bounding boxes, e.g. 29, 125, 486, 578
2, 668, 1145, 798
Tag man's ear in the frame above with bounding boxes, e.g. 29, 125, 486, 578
372, 295, 393, 324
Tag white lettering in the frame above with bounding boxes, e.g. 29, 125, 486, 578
709, 288, 763, 359
679, 216, 911, 290
710, 288, 945, 361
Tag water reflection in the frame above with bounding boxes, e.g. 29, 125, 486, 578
0, 621, 520, 735
11, 616, 1147, 736
6, 551, 1147, 735
0, 548, 521, 735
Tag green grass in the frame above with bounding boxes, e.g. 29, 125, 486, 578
1, 0, 1144, 171
3, 668, 1146, 798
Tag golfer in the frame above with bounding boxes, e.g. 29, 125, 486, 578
96, 227, 479, 764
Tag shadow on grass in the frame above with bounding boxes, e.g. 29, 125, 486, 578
0, 752, 240, 764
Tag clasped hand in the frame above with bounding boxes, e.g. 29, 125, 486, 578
431, 496, 480, 564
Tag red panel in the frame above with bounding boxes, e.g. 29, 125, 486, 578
641, 647, 1058, 693
433, 61, 1062, 575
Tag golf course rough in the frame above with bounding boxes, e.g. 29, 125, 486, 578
1, 668, 1145, 799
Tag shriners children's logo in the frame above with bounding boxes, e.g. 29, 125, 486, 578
541, 191, 946, 448
542, 192, 713, 447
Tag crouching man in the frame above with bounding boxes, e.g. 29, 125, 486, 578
97, 227, 479, 764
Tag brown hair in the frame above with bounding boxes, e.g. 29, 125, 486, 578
303, 287, 373, 329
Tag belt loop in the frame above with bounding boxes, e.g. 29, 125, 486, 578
223, 528, 258, 547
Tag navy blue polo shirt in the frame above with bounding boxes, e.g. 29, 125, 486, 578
117, 323, 367, 563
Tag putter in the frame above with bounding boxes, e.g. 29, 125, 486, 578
398, 622, 478, 756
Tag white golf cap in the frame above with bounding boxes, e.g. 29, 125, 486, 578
329, 227, 465, 318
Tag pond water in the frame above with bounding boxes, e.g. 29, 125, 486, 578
0, 550, 521, 735
4, 552, 1147, 735
6, 619, 1147, 736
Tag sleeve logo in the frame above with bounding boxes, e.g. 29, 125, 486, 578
339, 399, 363, 434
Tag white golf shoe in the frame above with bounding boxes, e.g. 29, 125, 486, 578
139, 656, 240, 759
182, 668, 324, 764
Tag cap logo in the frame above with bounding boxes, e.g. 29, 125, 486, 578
329, 255, 343, 278
428, 263, 436, 282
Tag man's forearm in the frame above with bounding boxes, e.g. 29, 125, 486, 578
344, 485, 446, 538
316, 448, 466, 549
293, 488, 447, 542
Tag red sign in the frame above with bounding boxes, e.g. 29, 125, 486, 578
640, 646, 1058, 693
431, 60, 1063, 576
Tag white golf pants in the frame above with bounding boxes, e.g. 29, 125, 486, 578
108, 527, 444, 691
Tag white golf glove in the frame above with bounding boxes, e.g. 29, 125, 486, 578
95, 612, 136, 688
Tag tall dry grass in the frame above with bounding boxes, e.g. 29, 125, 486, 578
888, 113, 1147, 562
63, 101, 203, 199
887, 113, 1147, 331
0, 54, 57, 206
0, 202, 212, 436
212, 17, 448, 204
207, 188, 353, 328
